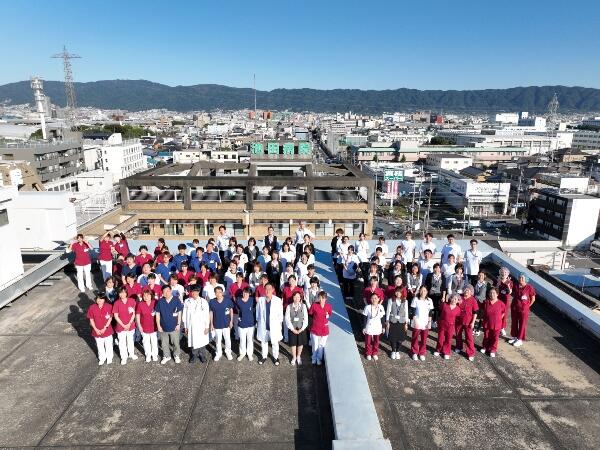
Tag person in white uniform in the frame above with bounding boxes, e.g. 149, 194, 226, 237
182, 286, 210, 363
256, 283, 284, 366
463, 239, 483, 285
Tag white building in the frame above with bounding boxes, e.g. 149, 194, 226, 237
173, 150, 211, 164
75, 170, 114, 194
97, 134, 146, 183
0, 187, 25, 290
572, 130, 600, 150
425, 153, 473, 172
493, 113, 519, 125
438, 169, 510, 216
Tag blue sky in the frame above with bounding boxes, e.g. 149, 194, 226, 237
2, 0, 599, 90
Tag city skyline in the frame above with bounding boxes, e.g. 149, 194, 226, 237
2, 0, 600, 90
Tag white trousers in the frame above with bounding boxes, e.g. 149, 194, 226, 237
311, 333, 328, 363
238, 326, 255, 357
141, 331, 158, 359
214, 327, 232, 357
95, 335, 114, 363
260, 330, 280, 359
76, 264, 93, 292
117, 329, 135, 360
99, 260, 113, 281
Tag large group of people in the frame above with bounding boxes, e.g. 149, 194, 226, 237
331, 230, 536, 361
75, 221, 332, 366
73, 223, 536, 367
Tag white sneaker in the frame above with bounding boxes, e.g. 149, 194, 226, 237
152, 356, 158, 362
106, 360, 113, 365
214, 354, 222, 362
468, 356, 474, 362
225, 352, 233, 361
120, 358, 127, 365
480, 348, 486, 354
513, 340, 523, 347
412, 354, 418, 361
316, 359, 322, 365
454, 348, 461, 354
443, 355, 450, 360
373, 355, 379, 361
161, 357, 171, 365
433, 351, 440, 357
432, 321, 438, 329
508, 338, 517, 345
237, 355, 245, 362
419, 355, 425, 361
98, 360, 105, 366
290, 359, 296, 365
297, 357, 302, 365
130, 354, 138, 361
366, 355, 372, 361
174, 356, 181, 364
490, 352, 496, 358
145, 356, 151, 363
312, 358, 317, 365
248, 355, 254, 362
500, 328, 507, 337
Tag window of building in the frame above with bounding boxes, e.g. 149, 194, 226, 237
313, 222, 334, 237
161, 224, 184, 235
193, 223, 214, 236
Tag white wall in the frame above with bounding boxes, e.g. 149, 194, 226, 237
0, 187, 25, 289
565, 198, 600, 248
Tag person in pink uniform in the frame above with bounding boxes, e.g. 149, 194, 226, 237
136, 289, 159, 362
308, 291, 332, 365
410, 286, 434, 361
480, 287, 506, 357
98, 232, 115, 281
434, 293, 462, 359
113, 287, 138, 365
87, 293, 114, 365
509, 274, 536, 348
496, 267, 513, 337
455, 285, 479, 361
67, 233, 93, 292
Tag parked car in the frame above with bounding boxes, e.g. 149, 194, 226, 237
373, 227, 385, 236
469, 228, 486, 236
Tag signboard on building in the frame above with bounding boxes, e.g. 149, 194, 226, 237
250, 142, 263, 154
385, 180, 399, 198
267, 142, 279, 154
384, 169, 404, 181
298, 142, 311, 155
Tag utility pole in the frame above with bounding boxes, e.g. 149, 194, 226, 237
514, 167, 523, 218
410, 183, 416, 230
416, 181, 422, 225
546, 93, 559, 163
425, 173, 433, 233
51, 46, 81, 125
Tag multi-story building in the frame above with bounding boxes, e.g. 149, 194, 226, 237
582, 117, 600, 128
528, 188, 600, 248
79, 160, 375, 240
88, 134, 146, 184
425, 153, 473, 172
0, 140, 84, 184
0, 187, 25, 290
572, 130, 600, 151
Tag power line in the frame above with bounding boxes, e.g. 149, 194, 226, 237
51, 45, 81, 123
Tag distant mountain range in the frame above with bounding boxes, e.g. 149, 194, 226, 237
1, 79, 600, 113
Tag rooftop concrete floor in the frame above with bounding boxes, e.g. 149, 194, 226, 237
345, 296, 600, 450
0, 269, 333, 449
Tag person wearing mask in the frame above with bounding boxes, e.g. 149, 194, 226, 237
136, 289, 159, 362
308, 291, 332, 365
285, 291, 309, 365
67, 233, 93, 292
480, 287, 506, 357
440, 234, 462, 265
433, 293, 462, 359
87, 293, 114, 365
406, 264, 423, 300
236, 287, 256, 361
363, 293, 386, 361
183, 286, 210, 363
155, 285, 184, 364
385, 287, 409, 360
113, 287, 138, 365
496, 267, 513, 337
209, 286, 234, 361
509, 274, 536, 348
425, 263, 446, 328
463, 240, 483, 285
341, 245, 360, 300
454, 285, 479, 361
473, 270, 490, 336
264, 226, 279, 252
410, 286, 434, 361
98, 232, 115, 281
256, 283, 284, 365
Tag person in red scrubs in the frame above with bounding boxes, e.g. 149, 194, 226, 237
509, 274, 536, 348
480, 287, 506, 357
98, 232, 115, 281
434, 293, 462, 359
308, 291, 332, 365
113, 287, 138, 365
455, 285, 479, 361
136, 289, 159, 362
496, 267, 513, 337
67, 233, 93, 292
87, 293, 114, 365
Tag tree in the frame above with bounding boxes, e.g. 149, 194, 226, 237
429, 136, 456, 145
30, 129, 44, 139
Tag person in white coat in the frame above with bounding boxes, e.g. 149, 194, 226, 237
182, 286, 210, 363
256, 283, 284, 366
285, 291, 309, 365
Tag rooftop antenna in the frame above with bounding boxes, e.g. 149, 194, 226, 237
51, 45, 81, 124
546, 92, 559, 162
